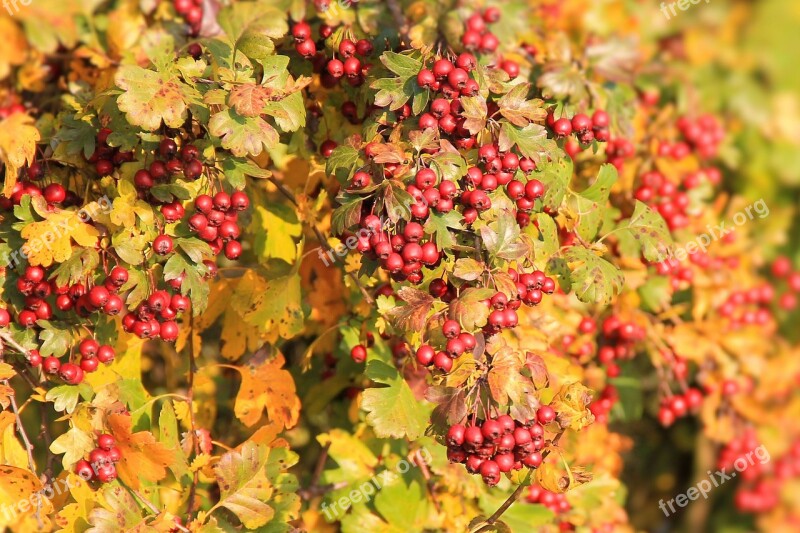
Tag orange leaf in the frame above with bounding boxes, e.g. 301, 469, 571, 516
106, 413, 174, 490
233, 347, 301, 430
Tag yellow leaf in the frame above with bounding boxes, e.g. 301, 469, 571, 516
0, 17, 27, 81
233, 347, 301, 430
107, 413, 174, 490
0, 466, 42, 530
49, 426, 95, 470
0, 362, 15, 380
19, 209, 100, 267
0, 112, 40, 197
0, 411, 29, 468
189, 453, 213, 473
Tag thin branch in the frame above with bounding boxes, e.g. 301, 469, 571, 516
185, 314, 201, 518
386, 0, 410, 45
298, 442, 331, 500
268, 176, 375, 305
0, 333, 43, 529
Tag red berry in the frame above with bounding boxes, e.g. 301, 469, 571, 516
553, 117, 572, 136
433, 351, 453, 372
416, 345, 435, 366
350, 344, 367, 363
153, 235, 173, 255
74, 459, 94, 480
292, 21, 311, 41
446, 424, 466, 446
97, 345, 115, 364
537, 405, 556, 425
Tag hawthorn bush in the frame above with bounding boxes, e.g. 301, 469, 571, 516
0, 0, 798, 532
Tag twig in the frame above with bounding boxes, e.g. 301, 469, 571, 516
0, 333, 43, 529
123, 481, 191, 533
185, 314, 201, 518
298, 442, 331, 500
268, 176, 375, 305
416, 451, 441, 513
386, 0, 410, 45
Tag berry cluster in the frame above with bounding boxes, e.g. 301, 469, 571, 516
633, 170, 694, 231
525, 484, 571, 515
770, 256, 800, 311
594, 315, 645, 378
173, 0, 204, 37
656, 387, 704, 427
460, 7, 501, 54
187, 191, 248, 260
292, 19, 374, 90
733, 437, 800, 513
717, 284, 774, 330
445, 408, 556, 486
674, 114, 725, 160
73, 433, 121, 483
546, 109, 610, 145
88, 127, 134, 177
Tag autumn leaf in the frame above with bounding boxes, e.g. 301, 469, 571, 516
115, 65, 198, 131
19, 208, 100, 267
497, 84, 547, 126
49, 425, 95, 470
449, 287, 495, 331
106, 413, 174, 489
551, 382, 595, 430
210, 441, 300, 530
228, 83, 273, 117
386, 287, 434, 332
0, 466, 43, 530
208, 108, 279, 157
86, 485, 173, 533
232, 348, 301, 430
460, 96, 488, 134
0, 112, 41, 197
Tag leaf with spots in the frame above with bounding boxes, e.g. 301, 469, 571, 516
115, 65, 200, 131
497, 83, 547, 127
208, 108, 280, 157
211, 441, 300, 530
498, 122, 559, 166
564, 247, 624, 305
615, 200, 673, 262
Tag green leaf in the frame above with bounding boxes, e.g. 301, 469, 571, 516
498, 122, 559, 165
217, 2, 289, 63
331, 194, 365, 236
380, 180, 414, 224
163, 254, 210, 315
380, 51, 423, 77
371, 76, 416, 111
537, 156, 573, 211
361, 360, 429, 440
51, 248, 99, 287
615, 201, 673, 262
573, 164, 618, 241
564, 247, 624, 305
175, 237, 213, 264
209, 109, 280, 157
150, 182, 192, 203
480, 214, 529, 261
424, 211, 464, 251
159, 401, 189, 480
221, 156, 272, 190
263, 91, 306, 132
46, 384, 92, 414
37, 321, 72, 357
326, 145, 362, 184
530, 213, 560, 260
